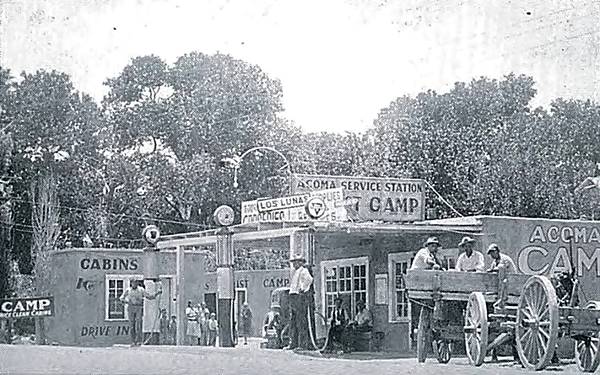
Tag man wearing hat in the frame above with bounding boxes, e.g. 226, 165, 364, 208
486, 243, 517, 273
284, 253, 313, 350
410, 237, 444, 270
455, 236, 485, 272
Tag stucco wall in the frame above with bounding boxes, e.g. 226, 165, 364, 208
44, 249, 206, 347
204, 269, 290, 337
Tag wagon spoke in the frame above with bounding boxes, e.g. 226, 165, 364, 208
538, 305, 549, 320
537, 331, 547, 347
539, 327, 550, 341
520, 328, 532, 344
532, 330, 540, 363
521, 305, 534, 320
531, 285, 540, 312
536, 333, 544, 361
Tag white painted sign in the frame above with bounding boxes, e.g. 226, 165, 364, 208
290, 174, 426, 222
241, 188, 346, 224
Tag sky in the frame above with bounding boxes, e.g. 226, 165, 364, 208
0, 0, 599, 133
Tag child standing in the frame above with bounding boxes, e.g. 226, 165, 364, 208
159, 309, 169, 345
208, 313, 218, 346
168, 315, 177, 345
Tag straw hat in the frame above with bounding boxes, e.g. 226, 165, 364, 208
458, 236, 476, 247
423, 237, 440, 247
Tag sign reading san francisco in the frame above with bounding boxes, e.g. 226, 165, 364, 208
290, 174, 425, 222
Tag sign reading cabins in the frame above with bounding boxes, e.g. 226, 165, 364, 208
241, 188, 347, 224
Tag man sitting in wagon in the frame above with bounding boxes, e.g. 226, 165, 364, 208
455, 236, 485, 272
486, 243, 517, 273
410, 237, 444, 270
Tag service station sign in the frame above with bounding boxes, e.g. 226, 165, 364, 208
0, 296, 54, 319
290, 174, 425, 222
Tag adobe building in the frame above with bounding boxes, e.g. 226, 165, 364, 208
156, 215, 600, 353
43, 247, 289, 346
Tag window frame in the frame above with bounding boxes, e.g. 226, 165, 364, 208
388, 252, 413, 324
105, 274, 143, 322
320, 256, 369, 320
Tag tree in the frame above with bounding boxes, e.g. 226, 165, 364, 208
30, 173, 60, 344
101, 52, 296, 234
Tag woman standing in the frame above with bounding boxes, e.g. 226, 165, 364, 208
240, 302, 253, 345
185, 301, 199, 345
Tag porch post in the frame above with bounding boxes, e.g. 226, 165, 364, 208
175, 245, 186, 346
216, 226, 235, 347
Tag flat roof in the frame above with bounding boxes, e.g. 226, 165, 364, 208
156, 219, 482, 249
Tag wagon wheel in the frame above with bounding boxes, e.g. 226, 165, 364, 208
417, 306, 432, 363
433, 339, 452, 364
464, 292, 488, 366
515, 275, 559, 371
575, 301, 600, 372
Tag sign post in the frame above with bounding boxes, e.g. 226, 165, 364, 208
141, 225, 161, 345
214, 205, 235, 347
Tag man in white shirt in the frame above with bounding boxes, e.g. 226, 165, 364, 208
455, 236, 485, 272
410, 237, 443, 270
119, 280, 162, 346
284, 253, 313, 350
487, 243, 517, 273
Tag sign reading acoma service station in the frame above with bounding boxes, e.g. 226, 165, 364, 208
290, 174, 425, 222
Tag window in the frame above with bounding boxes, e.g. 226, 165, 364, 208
388, 253, 413, 323
105, 275, 143, 321
321, 257, 369, 319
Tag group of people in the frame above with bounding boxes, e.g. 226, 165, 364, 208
411, 236, 517, 274
185, 301, 219, 346
411, 235, 522, 363
323, 298, 373, 354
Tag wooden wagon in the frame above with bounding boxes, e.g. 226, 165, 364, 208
405, 268, 600, 372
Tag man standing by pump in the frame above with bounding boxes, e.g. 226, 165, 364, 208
120, 279, 162, 346
284, 253, 313, 351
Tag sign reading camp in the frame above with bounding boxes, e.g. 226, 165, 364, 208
0, 296, 54, 319
290, 174, 425, 222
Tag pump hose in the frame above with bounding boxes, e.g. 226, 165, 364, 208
306, 304, 330, 352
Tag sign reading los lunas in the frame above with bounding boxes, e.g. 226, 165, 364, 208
0, 296, 54, 319
241, 188, 346, 224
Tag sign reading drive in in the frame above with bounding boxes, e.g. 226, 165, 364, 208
290, 174, 425, 222
0, 296, 54, 318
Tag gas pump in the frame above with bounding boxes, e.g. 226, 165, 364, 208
141, 225, 163, 345
214, 205, 236, 347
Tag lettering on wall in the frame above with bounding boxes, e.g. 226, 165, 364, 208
263, 278, 289, 288
236, 279, 249, 289
517, 224, 600, 277
80, 258, 138, 271
75, 278, 97, 291
80, 325, 130, 338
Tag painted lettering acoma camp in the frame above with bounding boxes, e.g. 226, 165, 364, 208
241, 188, 346, 224
290, 174, 425, 222
0, 296, 54, 319
517, 224, 600, 277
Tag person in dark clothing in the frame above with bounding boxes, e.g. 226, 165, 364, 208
240, 302, 253, 345
323, 297, 349, 353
